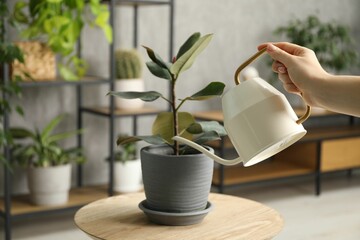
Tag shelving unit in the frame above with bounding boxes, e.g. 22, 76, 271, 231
1, 1, 174, 239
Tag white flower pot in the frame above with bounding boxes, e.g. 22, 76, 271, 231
114, 159, 142, 193
115, 78, 145, 109
27, 164, 71, 206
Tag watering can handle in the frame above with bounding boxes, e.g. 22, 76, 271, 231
234, 48, 311, 124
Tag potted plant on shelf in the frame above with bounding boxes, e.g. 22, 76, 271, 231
114, 49, 145, 109
274, 15, 358, 73
272, 15, 359, 109
109, 32, 226, 225
106, 135, 142, 193
0, 0, 25, 169
10, 114, 85, 206
12, 0, 112, 81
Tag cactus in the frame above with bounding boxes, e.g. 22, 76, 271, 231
115, 49, 143, 79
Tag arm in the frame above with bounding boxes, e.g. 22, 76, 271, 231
258, 42, 360, 117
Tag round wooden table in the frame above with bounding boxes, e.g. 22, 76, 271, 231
74, 193, 283, 240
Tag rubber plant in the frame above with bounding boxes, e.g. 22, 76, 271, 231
109, 32, 226, 155
12, 0, 113, 81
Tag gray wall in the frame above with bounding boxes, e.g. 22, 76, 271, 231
3, 0, 360, 193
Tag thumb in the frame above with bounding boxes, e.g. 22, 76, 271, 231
265, 43, 294, 65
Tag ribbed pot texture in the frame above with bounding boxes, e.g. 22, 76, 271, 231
140, 145, 214, 213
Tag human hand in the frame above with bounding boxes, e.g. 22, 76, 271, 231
257, 42, 329, 106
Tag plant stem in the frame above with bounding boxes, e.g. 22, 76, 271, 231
171, 77, 179, 155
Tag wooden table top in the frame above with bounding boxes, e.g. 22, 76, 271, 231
74, 192, 283, 240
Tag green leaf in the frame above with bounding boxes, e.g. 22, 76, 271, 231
10, 128, 35, 139
47, 129, 83, 144
193, 131, 223, 145
58, 64, 79, 81
142, 45, 169, 69
102, 24, 113, 43
107, 91, 164, 102
152, 112, 195, 144
146, 62, 172, 80
170, 33, 213, 76
117, 135, 166, 146
13, 2, 29, 24
176, 32, 200, 59
41, 114, 64, 141
188, 82, 225, 100
187, 121, 227, 137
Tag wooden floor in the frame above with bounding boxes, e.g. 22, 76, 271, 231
1, 171, 360, 240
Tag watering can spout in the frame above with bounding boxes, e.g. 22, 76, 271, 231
172, 136, 243, 166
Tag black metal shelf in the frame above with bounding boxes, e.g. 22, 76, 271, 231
104, 0, 172, 6
1, 0, 175, 239
18, 76, 110, 88
81, 106, 163, 117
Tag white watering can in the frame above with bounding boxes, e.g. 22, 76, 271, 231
173, 48, 311, 167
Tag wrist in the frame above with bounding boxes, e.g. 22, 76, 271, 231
305, 72, 331, 108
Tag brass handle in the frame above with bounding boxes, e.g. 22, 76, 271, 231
234, 48, 311, 124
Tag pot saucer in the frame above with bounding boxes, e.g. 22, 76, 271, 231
138, 200, 213, 226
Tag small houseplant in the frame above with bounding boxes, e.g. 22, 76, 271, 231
10, 114, 85, 206
114, 49, 144, 109
274, 15, 358, 73
109, 32, 226, 224
0, 0, 25, 169
12, 0, 113, 81
272, 15, 359, 108
106, 135, 142, 193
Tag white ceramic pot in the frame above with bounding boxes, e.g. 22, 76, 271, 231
115, 78, 145, 109
114, 159, 142, 193
27, 164, 71, 206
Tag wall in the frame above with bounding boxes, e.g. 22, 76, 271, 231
3, 0, 360, 193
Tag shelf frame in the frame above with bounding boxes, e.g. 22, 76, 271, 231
0, 186, 108, 220
1, 0, 175, 239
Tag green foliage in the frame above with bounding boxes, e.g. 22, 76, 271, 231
108, 134, 138, 163
108, 32, 226, 155
10, 114, 86, 168
12, 0, 113, 81
115, 49, 143, 79
274, 15, 359, 72
0, 1, 25, 169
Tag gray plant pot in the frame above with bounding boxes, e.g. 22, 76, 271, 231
140, 145, 214, 213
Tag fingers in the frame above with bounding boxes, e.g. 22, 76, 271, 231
265, 44, 295, 65
258, 42, 304, 55
258, 42, 303, 95
283, 83, 300, 94
272, 61, 287, 74
278, 73, 300, 94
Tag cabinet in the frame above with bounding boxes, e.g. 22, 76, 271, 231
0, 1, 174, 239
194, 110, 360, 194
